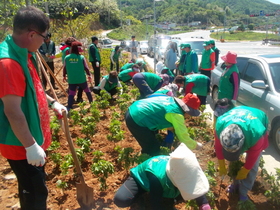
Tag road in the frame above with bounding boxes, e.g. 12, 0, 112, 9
140, 30, 280, 175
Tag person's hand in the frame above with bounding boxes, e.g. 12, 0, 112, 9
25, 142, 46, 166
63, 77, 67, 83
50, 55, 55, 59
96, 62, 99, 67
45, 53, 49, 58
195, 142, 203, 150
218, 159, 227, 176
236, 167, 250, 180
51, 101, 68, 119
231, 100, 237, 105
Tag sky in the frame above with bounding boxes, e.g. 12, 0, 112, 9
266, 0, 280, 4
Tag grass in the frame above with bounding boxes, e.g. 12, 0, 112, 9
210, 31, 280, 41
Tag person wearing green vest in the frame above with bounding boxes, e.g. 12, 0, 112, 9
118, 64, 140, 83
181, 43, 199, 75
125, 93, 202, 156
199, 41, 215, 79
63, 41, 93, 110
39, 32, 56, 89
218, 51, 240, 105
120, 58, 135, 72
174, 74, 210, 105
215, 106, 269, 203
110, 45, 121, 72
92, 71, 123, 97
176, 44, 187, 75
88, 36, 101, 86
114, 143, 211, 210
135, 58, 148, 72
209, 39, 220, 66
0, 6, 67, 209
161, 66, 175, 83
132, 72, 169, 99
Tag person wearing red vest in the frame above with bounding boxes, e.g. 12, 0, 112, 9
0, 6, 67, 209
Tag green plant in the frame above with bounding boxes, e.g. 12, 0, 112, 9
47, 141, 60, 151
263, 168, 280, 205
49, 153, 62, 166
130, 88, 140, 99
69, 109, 81, 125
205, 161, 216, 177
116, 147, 135, 170
89, 102, 101, 122
134, 153, 151, 164
50, 116, 60, 139
81, 116, 96, 137
56, 179, 68, 190
118, 102, 129, 115
75, 148, 85, 163
92, 150, 104, 162
76, 138, 91, 153
107, 119, 125, 142
78, 101, 88, 115
159, 146, 171, 155
237, 200, 256, 210
91, 160, 114, 191
228, 160, 244, 178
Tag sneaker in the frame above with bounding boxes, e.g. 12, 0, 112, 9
199, 204, 211, 210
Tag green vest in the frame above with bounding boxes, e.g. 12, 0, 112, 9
118, 68, 134, 82
99, 75, 118, 91
178, 51, 187, 71
153, 89, 170, 95
111, 49, 120, 62
121, 63, 134, 70
142, 72, 162, 90
65, 54, 86, 84
184, 50, 198, 73
200, 49, 214, 69
41, 41, 55, 62
62, 46, 70, 63
218, 64, 240, 99
216, 106, 268, 153
129, 96, 184, 131
88, 43, 100, 62
130, 155, 180, 198
185, 74, 209, 96
0, 35, 43, 146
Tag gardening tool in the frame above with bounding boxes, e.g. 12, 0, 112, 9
218, 175, 225, 197
62, 111, 95, 210
36, 51, 68, 97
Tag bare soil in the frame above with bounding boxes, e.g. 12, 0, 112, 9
0, 58, 278, 210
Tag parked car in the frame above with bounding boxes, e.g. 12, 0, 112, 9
139, 41, 148, 54
147, 34, 171, 58
211, 54, 280, 155
99, 38, 113, 49
120, 40, 130, 51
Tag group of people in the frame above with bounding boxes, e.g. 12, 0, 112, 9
0, 5, 269, 210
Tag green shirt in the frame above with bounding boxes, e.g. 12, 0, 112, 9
130, 155, 180, 198
216, 106, 268, 152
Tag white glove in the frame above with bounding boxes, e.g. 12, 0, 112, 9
51, 101, 68, 119
195, 142, 203, 150
96, 62, 99, 67
231, 100, 237, 105
25, 142, 46, 166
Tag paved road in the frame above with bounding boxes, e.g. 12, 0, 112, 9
140, 31, 280, 175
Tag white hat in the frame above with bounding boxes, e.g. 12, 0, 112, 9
166, 143, 209, 200
162, 83, 178, 97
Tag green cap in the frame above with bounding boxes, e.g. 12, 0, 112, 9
203, 41, 211, 46
180, 43, 191, 49
209, 40, 215, 45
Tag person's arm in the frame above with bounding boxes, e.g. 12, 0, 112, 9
83, 58, 90, 76
146, 171, 165, 210
214, 131, 225, 160
165, 113, 197, 150
117, 81, 123, 95
191, 53, 198, 73
210, 52, 215, 70
244, 134, 268, 170
185, 82, 195, 95
229, 72, 239, 100
110, 51, 115, 63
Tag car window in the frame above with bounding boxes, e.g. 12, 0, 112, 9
269, 62, 280, 93
188, 41, 204, 55
243, 62, 266, 83
236, 57, 249, 76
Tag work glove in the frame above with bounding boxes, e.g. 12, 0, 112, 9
50, 55, 55, 59
25, 142, 46, 166
236, 167, 250, 180
96, 62, 99, 67
195, 142, 203, 150
218, 159, 227, 176
52, 101, 68, 119
231, 99, 237, 105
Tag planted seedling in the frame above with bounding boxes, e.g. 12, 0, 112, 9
76, 138, 91, 153
92, 150, 104, 162
91, 159, 114, 190
116, 147, 135, 170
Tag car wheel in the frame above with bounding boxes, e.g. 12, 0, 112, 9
211, 86, 219, 105
271, 121, 280, 155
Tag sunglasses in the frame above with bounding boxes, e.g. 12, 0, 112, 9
28, 29, 48, 40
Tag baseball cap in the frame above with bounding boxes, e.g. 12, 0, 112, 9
203, 41, 211, 46
220, 124, 245, 161
108, 76, 118, 83
174, 93, 201, 116
209, 40, 215, 45
180, 43, 191, 49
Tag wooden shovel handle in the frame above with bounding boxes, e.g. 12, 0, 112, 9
62, 111, 86, 184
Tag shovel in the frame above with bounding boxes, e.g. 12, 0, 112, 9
62, 111, 95, 210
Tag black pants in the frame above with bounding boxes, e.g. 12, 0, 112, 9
200, 69, 211, 79
41, 61, 55, 89
8, 159, 48, 210
125, 111, 161, 156
91, 62, 101, 86
110, 61, 119, 72
92, 86, 118, 97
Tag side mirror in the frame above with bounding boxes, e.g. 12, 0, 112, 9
251, 80, 268, 89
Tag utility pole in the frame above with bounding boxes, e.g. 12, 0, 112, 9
153, 0, 156, 73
